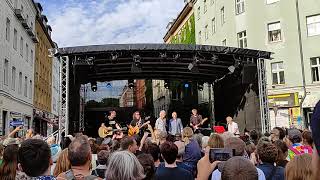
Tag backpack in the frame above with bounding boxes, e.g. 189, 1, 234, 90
65, 169, 99, 180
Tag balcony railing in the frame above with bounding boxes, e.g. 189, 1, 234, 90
14, 9, 24, 20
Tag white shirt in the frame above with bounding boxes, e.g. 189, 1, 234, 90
211, 167, 266, 180
228, 122, 240, 135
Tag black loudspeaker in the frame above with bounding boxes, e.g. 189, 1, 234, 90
242, 64, 257, 84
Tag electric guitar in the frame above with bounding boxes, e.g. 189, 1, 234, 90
128, 118, 151, 136
98, 126, 127, 138
191, 118, 208, 130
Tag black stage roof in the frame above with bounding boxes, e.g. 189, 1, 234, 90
56, 44, 271, 83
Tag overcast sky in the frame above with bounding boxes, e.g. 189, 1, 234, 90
37, 0, 184, 47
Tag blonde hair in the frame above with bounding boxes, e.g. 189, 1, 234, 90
182, 127, 193, 145
285, 154, 312, 180
208, 134, 224, 148
53, 149, 71, 177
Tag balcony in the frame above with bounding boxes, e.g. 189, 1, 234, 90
27, 28, 35, 37
21, 19, 29, 29
14, 9, 24, 20
31, 34, 39, 43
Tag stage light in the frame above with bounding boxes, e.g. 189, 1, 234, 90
133, 55, 141, 67
173, 53, 180, 62
106, 82, 112, 88
160, 52, 167, 59
128, 79, 134, 89
188, 55, 200, 72
228, 65, 236, 73
198, 82, 204, 91
184, 83, 189, 88
164, 80, 170, 89
91, 82, 97, 92
211, 54, 219, 64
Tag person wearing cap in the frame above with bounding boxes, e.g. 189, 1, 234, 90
286, 128, 312, 160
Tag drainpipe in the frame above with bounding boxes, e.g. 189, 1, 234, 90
295, 0, 307, 126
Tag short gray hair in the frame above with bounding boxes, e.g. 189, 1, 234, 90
106, 151, 145, 180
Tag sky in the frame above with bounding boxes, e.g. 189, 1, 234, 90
37, 0, 185, 47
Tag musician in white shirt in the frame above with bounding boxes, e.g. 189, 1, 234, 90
226, 116, 240, 136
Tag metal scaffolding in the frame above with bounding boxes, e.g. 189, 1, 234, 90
59, 56, 69, 136
257, 58, 270, 133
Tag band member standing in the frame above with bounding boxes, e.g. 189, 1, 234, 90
189, 109, 202, 130
155, 110, 167, 132
226, 116, 240, 136
168, 112, 183, 135
129, 111, 146, 137
102, 111, 121, 130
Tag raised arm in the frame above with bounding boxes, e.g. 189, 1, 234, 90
8, 126, 22, 138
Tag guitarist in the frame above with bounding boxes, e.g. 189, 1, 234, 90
101, 111, 122, 137
189, 109, 203, 132
129, 111, 145, 137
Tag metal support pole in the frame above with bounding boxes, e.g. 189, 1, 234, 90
209, 83, 215, 127
59, 56, 69, 136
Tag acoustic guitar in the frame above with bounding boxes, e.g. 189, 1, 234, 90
98, 126, 127, 138
191, 118, 208, 130
128, 121, 150, 136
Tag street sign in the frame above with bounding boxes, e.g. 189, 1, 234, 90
9, 120, 24, 127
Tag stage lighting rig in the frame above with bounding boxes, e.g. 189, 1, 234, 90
164, 80, 170, 89
198, 82, 204, 91
91, 81, 97, 92
211, 54, 219, 64
188, 55, 201, 73
173, 53, 180, 62
128, 79, 134, 89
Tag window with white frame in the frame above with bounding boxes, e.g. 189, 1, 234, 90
199, 31, 202, 44
221, 7, 225, 25
30, 50, 33, 66
19, 72, 22, 94
29, 80, 32, 98
271, 62, 285, 85
26, 43, 29, 62
205, 25, 209, 40
198, 7, 201, 20
13, 29, 17, 50
268, 22, 282, 42
4, 59, 9, 85
307, 14, 320, 36
12, 67, 16, 90
236, 0, 245, 15
204, 0, 207, 13
24, 76, 27, 97
266, 0, 280, 4
222, 39, 227, 46
311, 57, 320, 82
237, 30, 247, 48
212, 18, 216, 34
20, 37, 24, 56
6, 18, 10, 41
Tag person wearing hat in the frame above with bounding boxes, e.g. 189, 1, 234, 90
286, 128, 313, 160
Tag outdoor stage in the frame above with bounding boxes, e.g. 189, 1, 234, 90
52, 44, 271, 136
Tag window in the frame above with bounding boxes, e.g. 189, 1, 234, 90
307, 14, 320, 36
4, 59, 9, 85
221, 7, 225, 25
198, 31, 202, 44
204, 0, 207, 13
6, 18, 10, 41
29, 80, 32, 98
271, 62, 285, 85
211, 0, 214, 5
12, 67, 16, 90
13, 29, 17, 50
30, 50, 33, 66
26, 44, 29, 62
205, 25, 209, 40
18, 72, 22, 94
20, 37, 24, 56
198, 7, 201, 19
24, 76, 27, 97
212, 18, 216, 34
236, 0, 245, 15
267, 0, 280, 4
237, 31, 247, 48
311, 57, 320, 82
268, 22, 282, 42
222, 39, 227, 46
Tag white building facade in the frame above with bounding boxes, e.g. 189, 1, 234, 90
0, 0, 37, 135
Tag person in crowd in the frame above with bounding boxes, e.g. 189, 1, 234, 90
257, 139, 284, 180
208, 133, 224, 148
0, 144, 3, 166
47, 136, 62, 175
274, 140, 289, 168
110, 139, 121, 152
211, 137, 265, 180
193, 133, 204, 149
57, 135, 97, 179
286, 128, 312, 160
120, 136, 139, 154
311, 100, 320, 180
221, 156, 259, 180
302, 130, 313, 147
61, 135, 73, 150
285, 154, 313, 180
155, 110, 167, 132
270, 128, 281, 143
156, 141, 193, 180
144, 143, 161, 169
89, 138, 99, 170
137, 153, 155, 180
182, 127, 201, 171
250, 130, 260, 145
168, 112, 183, 135
201, 136, 209, 150
25, 128, 34, 139
245, 143, 257, 165
220, 131, 235, 142
18, 139, 55, 179
92, 150, 109, 179
106, 151, 145, 180
174, 140, 193, 173
53, 148, 71, 177
226, 116, 240, 136
0, 144, 19, 180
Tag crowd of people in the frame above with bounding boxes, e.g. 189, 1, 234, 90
0, 101, 319, 180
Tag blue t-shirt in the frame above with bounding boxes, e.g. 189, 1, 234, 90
183, 139, 201, 165
155, 166, 193, 180
257, 163, 285, 180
